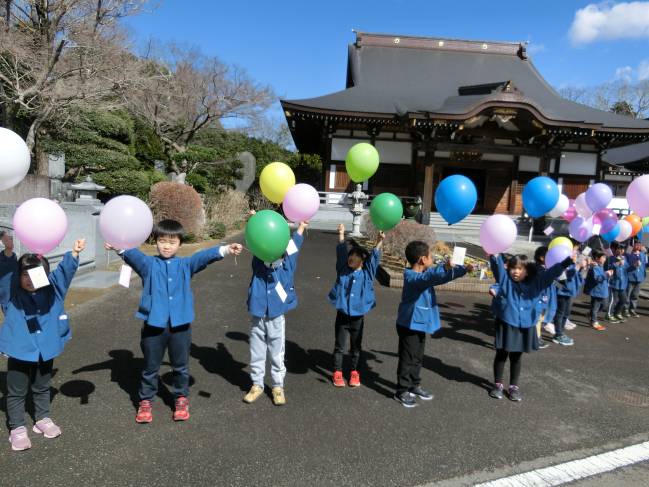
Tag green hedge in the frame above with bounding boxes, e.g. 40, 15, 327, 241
91, 169, 167, 200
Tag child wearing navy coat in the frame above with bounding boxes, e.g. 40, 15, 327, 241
553, 250, 586, 346
489, 253, 572, 401
107, 219, 242, 423
625, 242, 646, 317
605, 242, 628, 323
394, 241, 472, 408
328, 224, 384, 387
533, 246, 557, 349
0, 235, 85, 451
584, 250, 613, 330
243, 219, 308, 406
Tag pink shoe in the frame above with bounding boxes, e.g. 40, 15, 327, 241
9, 426, 31, 451
32, 418, 61, 438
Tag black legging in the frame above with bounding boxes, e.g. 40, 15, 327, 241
493, 349, 523, 386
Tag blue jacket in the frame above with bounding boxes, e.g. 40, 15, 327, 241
490, 255, 568, 329
606, 255, 629, 290
123, 245, 226, 328
535, 264, 557, 324
247, 233, 303, 319
328, 243, 381, 316
396, 264, 468, 334
0, 252, 16, 310
584, 265, 610, 298
0, 252, 79, 362
626, 251, 647, 283
556, 264, 584, 298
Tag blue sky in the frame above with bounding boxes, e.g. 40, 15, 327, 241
125, 1, 649, 121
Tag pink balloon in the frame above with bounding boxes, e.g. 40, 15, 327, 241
282, 183, 320, 223
569, 216, 593, 243
480, 214, 517, 254
574, 193, 592, 218
627, 174, 649, 217
13, 198, 68, 254
562, 199, 577, 222
615, 219, 633, 242
100, 195, 153, 249
593, 209, 618, 234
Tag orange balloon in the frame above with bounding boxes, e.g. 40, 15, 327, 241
624, 214, 643, 236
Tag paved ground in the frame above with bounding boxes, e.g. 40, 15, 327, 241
1, 230, 648, 486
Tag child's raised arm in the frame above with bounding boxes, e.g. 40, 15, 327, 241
50, 238, 85, 298
106, 243, 151, 278
536, 257, 574, 290
188, 243, 242, 275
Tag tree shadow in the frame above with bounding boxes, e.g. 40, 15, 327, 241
435, 302, 495, 349
190, 342, 248, 392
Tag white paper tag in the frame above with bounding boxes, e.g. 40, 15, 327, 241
582, 246, 592, 257
118, 264, 132, 288
479, 269, 486, 280
286, 239, 298, 256
27, 266, 50, 289
451, 246, 466, 266
559, 271, 567, 281
275, 282, 287, 303
59, 314, 68, 320
543, 225, 554, 236
592, 223, 601, 235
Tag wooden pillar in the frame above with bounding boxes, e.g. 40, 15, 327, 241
509, 155, 519, 213
421, 143, 435, 225
539, 152, 550, 176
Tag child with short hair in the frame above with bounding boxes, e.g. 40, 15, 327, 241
625, 242, 646, 318
243, 220, 308, 406
605, 242, 628, 323
394, 240, 472, 408
107, 219, 242, 423
533, 246, 557, 349
328, 224, 384, 387
584, 250, 613, 330
489, 252, 573, 401
0, 235, 86, 451
553, 249, 586, 346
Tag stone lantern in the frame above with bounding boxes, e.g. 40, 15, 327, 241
347, 183, 368, 237
70, 176, 105, 205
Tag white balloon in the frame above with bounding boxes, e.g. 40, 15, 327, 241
574, 193, 593, 218
615, 220, 633, 242
548, 194, 569, 217
0, 127, 30, 191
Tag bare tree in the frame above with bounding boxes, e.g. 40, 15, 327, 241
559, 79, 649, 119
127, 43, 274, 175
0, 0, 148, 174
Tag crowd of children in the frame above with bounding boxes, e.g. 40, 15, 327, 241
0, 217, 646, 450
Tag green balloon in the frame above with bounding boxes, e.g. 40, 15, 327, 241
370, 193, 403, 231
643, 216, 649, 227
245, 210, 290, 262
345, 143, 379, 182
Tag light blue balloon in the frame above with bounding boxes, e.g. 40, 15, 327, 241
434, 175, 477, 225
522, 176, 560, 218
601, 223, 621, 242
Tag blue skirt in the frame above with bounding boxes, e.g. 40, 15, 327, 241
494, 319, 538, 353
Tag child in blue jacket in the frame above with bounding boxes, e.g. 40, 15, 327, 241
243, 219, 308, 407
625, 242, 646, 318
553, 249, 586, 346
0, 235, 85, 451
606, 242, 629, 323
533, 246, 557, 350
489, 253, 572, 401
328, 224, 384, 388
108, 219, 242, 423
394, 240, 472, 408
584, 250, 613, 330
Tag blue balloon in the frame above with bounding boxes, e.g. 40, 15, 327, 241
522, 176, 560, 218
434, 175, 477, 225
601, 223, 621, 242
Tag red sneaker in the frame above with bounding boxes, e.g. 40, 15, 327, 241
349, 370, 361, 387
332, 370, 346, 387
173, 396, 190, 421
135, 400, 152, 423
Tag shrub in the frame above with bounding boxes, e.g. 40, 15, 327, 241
91, 169, 167, 200
204, 189, 249, 234
246, 186, 278, 211
363, 214, 438, 260
149, 182, 205, 237
204, 221, 226, 240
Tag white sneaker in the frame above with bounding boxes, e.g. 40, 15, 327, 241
543, 323, 556, 335
564, 320, 577, 331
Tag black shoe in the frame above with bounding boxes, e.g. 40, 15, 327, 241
538, 337, 549, 349
508, 386, 523, 402
489, 383, 504, 399
394, 391, 417, 408
607, 314, 620, 324
410, 386, 433, 401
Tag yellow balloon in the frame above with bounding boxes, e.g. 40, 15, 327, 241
549, 237, 573, 251
259, 162, 296, 203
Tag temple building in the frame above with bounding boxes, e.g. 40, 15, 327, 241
281, 32, 649, 223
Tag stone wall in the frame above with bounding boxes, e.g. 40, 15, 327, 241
0, 175, 50, 204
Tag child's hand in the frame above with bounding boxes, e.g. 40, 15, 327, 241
297, 221, 309, 235
248, 210, 256, 218
337, 223, 345, 242
377, 231, 385, 241
104, 242, 115, 251
72, 238, 86, 258
488, 288, 497, 298
1, 233, 13, 255
444, 258, 452, 272
606, 269, 614, 277
228, 243, 243, 255
465, 263, 474, 273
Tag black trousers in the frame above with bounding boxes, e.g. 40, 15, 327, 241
554, 295, 573, 336
590, 297, 606, 323
608, 289, 627, 316
493, 350, 522, 386
6, 357, 54, 429
333, 311, 364, 371
396, 325, 426, 394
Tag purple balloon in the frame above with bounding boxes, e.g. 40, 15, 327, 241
282, 183, 320, 223
627, 175, 649, 217
593, 208, 618, 234
13, 198, 68, 254
480, 215, 517, 254
546, 244, 571, 268
585, 183, 613, 213
569, 216, 594, 243
562, 199, 577, 222
100, 195, 153, 249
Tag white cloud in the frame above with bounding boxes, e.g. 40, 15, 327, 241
527, 43, 547, 56
569, 2, 649, 44
638, 59, 649, 80
615, 65, 634, 82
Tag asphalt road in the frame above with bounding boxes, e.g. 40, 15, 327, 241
1, 230, 648, 487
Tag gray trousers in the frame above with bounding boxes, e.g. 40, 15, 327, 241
249, 315, 286, 388
627, 282, 642, 312
6, 357, 53, 429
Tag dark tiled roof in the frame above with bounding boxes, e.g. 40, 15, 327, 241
602, 141, 649, 166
